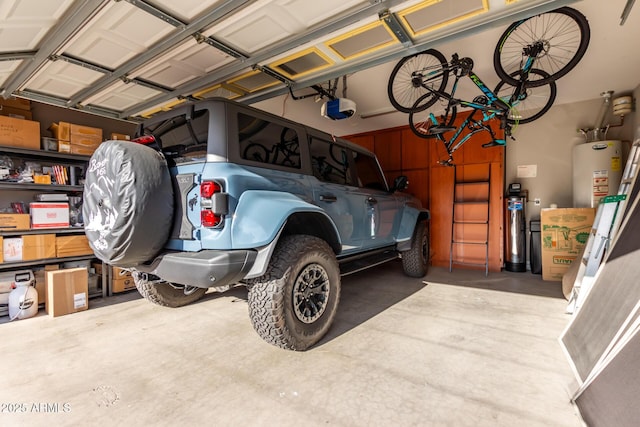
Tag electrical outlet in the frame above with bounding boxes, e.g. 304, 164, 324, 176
534, 198, 541, 206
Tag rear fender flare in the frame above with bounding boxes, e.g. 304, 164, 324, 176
231, 190, 340, 249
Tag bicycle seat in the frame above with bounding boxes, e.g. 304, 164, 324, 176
482, 140, 506, 148
429, 125, 456, 135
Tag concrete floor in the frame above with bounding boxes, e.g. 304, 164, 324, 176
0, 261, 583, 426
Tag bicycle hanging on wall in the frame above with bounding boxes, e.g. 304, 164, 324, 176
387, 6, 590, 165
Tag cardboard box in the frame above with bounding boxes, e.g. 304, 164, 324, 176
0, 106, 33, 120
0, 97, 31, 111
34, 265, 59, 305
46, 267, 88, 317
112, 276, 135, 293
30, 203, 70, 229
50, 122, 102, 143
0, 115, 40, 150
56, 235, 93, 257
22, 234, 56, 261
541, 208, 596, 281
58, 141, 99, 156
3, 237, 23, 262
0, 213, 31, 231
110, 133, 130, 141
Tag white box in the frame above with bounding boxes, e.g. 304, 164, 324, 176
29, 203, 70, 229
3, 237, 23, 262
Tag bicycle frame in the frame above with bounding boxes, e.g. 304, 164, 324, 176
416, 55, 521, 164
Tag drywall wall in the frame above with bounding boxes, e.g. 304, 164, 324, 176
505, 94, 635, 221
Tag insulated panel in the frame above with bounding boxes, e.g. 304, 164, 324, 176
0, 60, 21, 87
326, 22, 398, 60
62, 1, 176, 69
206, 0, 367, 54
131, 39, 233, 89
85, 81, 164, 112
399, 0, 489, 37
24, 60, 104, 98
146, 0, 223, 23
193, 84, 243, 100
228, 70, 282, 93
270, 48, 333, 78
0, 0, 73, 51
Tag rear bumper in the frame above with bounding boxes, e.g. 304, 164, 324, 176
134, 249, 257, 288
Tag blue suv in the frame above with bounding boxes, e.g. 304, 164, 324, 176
84, 98, 430, 350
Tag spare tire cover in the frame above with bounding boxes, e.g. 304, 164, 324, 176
83, 141, 174, 267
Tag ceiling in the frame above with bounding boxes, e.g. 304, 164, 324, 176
0, 0, 595, 123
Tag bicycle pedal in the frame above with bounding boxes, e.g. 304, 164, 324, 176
429, 125, 456, 135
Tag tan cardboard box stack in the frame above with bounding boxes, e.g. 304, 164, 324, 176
50, 121, 103, 155
540, 208, 596, 281
93, 263, 135, 293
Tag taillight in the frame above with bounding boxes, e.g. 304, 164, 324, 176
131, 135, 156, 145
201, 181, 221, 198
200, 180, 226, 228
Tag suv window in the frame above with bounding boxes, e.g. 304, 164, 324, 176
148, 110, 210, 163
238, 113, 301, 169
309, 137, 354, 186
354, 151, 387, 191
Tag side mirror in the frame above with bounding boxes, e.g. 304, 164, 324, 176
391, 175, 409, 192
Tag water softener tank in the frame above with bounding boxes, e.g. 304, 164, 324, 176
505, 193, 526, 272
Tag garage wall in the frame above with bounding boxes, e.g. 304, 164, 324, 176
504, 93, 636, 228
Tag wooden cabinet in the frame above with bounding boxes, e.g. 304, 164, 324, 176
345, 117, 504, 272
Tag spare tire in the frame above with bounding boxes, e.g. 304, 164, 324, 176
83, 141, 174, 267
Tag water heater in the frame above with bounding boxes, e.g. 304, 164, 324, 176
572, 140, 623, 208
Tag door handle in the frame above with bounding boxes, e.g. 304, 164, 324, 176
367, 197, 378, 204
320, 194, 337, 202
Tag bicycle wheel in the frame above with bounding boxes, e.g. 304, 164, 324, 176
243, 143, 269, 163
388, 49, 449, 113
408, 93, 457, 139
494, 7, 590, 87
494, 69, 556, 124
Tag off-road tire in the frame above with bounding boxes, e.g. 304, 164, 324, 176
133, 272, 207, 308
247, 235, 340, 351
402, 221, 429, 278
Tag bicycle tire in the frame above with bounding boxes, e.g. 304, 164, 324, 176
494, 69, 556, 124
493, 7, 590, 87
388, 49, 449, 113
408, 93, 457, 139
243, 143, 270, 163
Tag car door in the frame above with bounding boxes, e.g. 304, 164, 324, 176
308, 136, 367, 254
350, 149, 400, 248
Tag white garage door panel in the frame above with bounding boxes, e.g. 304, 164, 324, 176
208, 0, 367, 54
146, 0, 224, 23
276, 0, 367, 28
0, 0, 73, 51
63, 2, 175, 69
86, 81, 163, 112
0, 60, 21, 87
131, 39, 233, 89
26, 61, 103, 98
